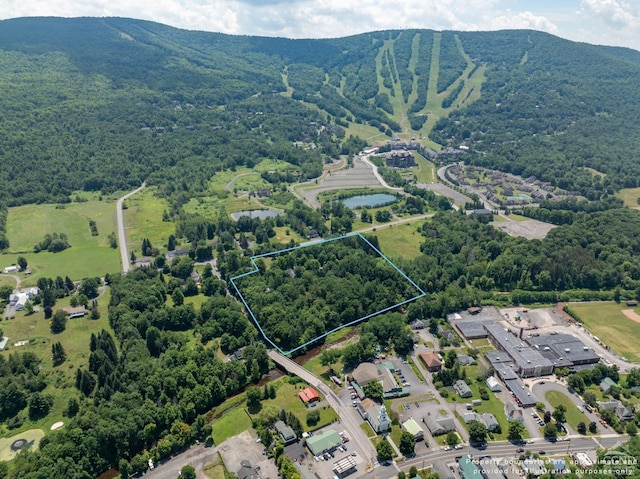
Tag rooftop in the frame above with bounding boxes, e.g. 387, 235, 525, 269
306, 429, 342, 456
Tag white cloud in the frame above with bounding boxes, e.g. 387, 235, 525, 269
581, 0, 639, 28
483, 10, 559, 34
0, 0, 638, 51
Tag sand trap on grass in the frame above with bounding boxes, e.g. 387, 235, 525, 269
50, 421, 64, 430
622, 309, 640, 324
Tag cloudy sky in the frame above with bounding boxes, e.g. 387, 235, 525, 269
2, 0, 640, 51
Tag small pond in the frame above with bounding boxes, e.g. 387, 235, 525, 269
340, 193, 398, 209
230, 209, 282, 221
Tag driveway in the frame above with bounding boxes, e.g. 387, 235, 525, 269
116, 182, 145, 273
531, 379, 602, 435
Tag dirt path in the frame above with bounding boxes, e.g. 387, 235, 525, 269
622, 309, 640, 324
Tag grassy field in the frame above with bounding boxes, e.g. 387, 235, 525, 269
0, 429, 44, 461
360, 421, 375, 438
123, 187, 175, 256
616, 187, 640, 209
545, 391, 591, 433
203, 453, 228, 479
0, 289, 113, 435
371, 222, 425, 260
3, 201, 120, 283
212, 407, 252, 445
414, 153, 436, 183
566, 302, 640, 361
303, 354, 345, 391
211, 378, 339, 445
254, 381, 338, 431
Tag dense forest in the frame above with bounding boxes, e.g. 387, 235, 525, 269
3, 268, 269, 478
233, 234, 423, 352
1, 18, 640, 213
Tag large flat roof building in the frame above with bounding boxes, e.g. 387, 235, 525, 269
484, 322, 554, 377
525, 333, 599, 370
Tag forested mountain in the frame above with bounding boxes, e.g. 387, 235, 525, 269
0, 17, 639, 212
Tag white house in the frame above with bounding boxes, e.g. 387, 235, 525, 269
486, 376, 502, 392
3, 265, 19, 274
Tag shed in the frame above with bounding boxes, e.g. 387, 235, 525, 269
62, 306, 87, 318
486, 376, 501, 392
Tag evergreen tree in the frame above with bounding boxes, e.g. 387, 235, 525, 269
50, 310, 68, 334
51, 342, 67, 365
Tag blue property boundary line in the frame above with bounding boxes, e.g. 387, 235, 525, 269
230, 232, 426, 356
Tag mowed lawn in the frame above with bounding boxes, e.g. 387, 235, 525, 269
566, 302, 640, 362
212, 379, 339, 446
4, 201, 120, 283
545, 391, 591, 433
371, 222, 426, 260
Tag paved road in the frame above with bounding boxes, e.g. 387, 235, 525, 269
358, 155, 404, 191
116, 183, 145, 273
383, 435, 629, 479
1, 274, 21, 318
268, 350, 379, 470
530, 379, 606, 433
141, 444, 218, 479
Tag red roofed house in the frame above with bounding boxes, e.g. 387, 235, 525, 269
299, 387, 320, 403
418, 351, 443, 372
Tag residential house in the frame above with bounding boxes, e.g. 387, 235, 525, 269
454, 380, 472, 398
505, 403, 524, 423
418, 351, 442, 372
482, 413, 500, 431
299, 387, 320, 404
598, 399, 634, 421
424, 414, 456, 436
274, 420, 296, 445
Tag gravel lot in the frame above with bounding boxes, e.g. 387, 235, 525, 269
299, 158, 384, 208
218, 430, 278, 479
491, 219, 556, 240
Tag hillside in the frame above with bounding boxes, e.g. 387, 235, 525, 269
0, 17, 639, 213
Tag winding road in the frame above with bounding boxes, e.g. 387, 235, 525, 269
116, 183, 146, 273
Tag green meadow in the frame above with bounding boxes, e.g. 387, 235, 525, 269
123, 187, 175, 255
3, 201, 120, 283
371, 221, 426, 260
566, 301, 640, 362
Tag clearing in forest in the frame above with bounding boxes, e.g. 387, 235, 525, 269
231, 233, 425, 355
